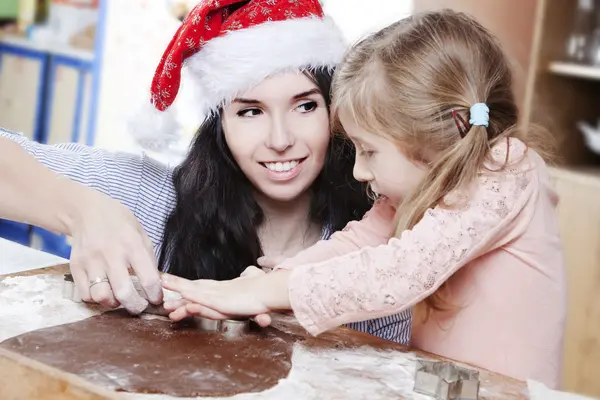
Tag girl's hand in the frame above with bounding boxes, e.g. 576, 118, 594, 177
256, 255, 286, 272
160, 270, 292, 321
248, 259, 291, 327
237, 266, 272, 327
239, 265, 265, 278
162, 266, 274, 326
69, 190, 162, 314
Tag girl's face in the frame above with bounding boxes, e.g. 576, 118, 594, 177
339, 110, 428, 204
221, 72, 330, 202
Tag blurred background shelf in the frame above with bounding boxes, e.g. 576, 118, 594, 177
549, 61, 600, 81
0, 0, 187, 258
0, 34, 94, 61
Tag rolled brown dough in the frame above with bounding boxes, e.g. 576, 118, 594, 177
0, 310, 296, 397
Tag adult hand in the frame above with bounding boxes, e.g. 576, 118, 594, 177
69, 190, 162, 313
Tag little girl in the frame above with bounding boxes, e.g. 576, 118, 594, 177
161, 10, 567, 388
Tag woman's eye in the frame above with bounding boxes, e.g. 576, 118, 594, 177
237, 108, 262, 117
297, 101, 317, 113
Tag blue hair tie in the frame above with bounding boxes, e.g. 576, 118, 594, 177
469, 103, 489, 127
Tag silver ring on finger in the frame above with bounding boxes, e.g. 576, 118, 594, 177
89, 277, 110, 289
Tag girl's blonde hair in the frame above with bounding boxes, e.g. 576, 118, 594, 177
331, 10, 551, 318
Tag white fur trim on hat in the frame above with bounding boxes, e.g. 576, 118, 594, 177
127, 100, 181, 151
184, 16, 347, 116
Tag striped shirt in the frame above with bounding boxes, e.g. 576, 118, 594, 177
0, 127, 411, 344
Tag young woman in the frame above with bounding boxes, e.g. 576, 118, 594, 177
0, 0, 411, 343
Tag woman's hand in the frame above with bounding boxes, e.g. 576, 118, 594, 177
160, 269, 292, 321
69, 190, 163, 314
0, 137, 161, 314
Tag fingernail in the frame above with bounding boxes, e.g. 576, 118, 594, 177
147, 283, 164, 304
160, 273, 169, 283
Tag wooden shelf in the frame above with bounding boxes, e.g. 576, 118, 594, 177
549, 61, 600, 81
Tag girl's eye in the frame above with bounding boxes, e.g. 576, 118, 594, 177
360, 150, 374, 158
297, 101, 318, 113
237, 108, 263, 117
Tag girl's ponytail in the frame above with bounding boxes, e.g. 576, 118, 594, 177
329, 10, 549, 320
393, 104, 500, 317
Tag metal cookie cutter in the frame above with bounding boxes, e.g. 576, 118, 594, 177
218, 319, 250, 338
62, 273, 82, 303
413, 359, 480, 400
197, 317, 220, 332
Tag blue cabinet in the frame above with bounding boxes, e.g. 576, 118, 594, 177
0, 43, 97, 259
0, 0, 180, 259
43, 55, 95, 145
0, 220, 31, 247
0, 42, 48, 143
0, 0, 108, 259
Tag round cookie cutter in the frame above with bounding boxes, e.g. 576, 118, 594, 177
218, 319, 250, 338
197, 317, 220, 332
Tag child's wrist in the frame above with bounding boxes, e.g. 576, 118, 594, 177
259, 269, 292, 311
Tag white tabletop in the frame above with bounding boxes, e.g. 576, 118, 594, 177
0, 238, 67, 275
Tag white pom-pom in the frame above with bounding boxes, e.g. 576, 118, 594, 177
126, 101, 182, 152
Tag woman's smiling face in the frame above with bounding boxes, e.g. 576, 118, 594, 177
221, 72, 330, 202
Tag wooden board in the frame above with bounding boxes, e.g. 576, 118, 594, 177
0, 265, 529, 399
0, 347, 119, 400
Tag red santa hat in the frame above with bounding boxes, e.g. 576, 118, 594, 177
129, 0, 347, 148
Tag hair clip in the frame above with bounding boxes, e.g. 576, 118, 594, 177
451, 109, 470, 138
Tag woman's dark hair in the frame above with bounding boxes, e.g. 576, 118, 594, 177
158, 67, 371, 280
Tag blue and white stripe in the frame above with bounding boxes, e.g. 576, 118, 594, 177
0, 127, 412, 344
347, 309, 412, 344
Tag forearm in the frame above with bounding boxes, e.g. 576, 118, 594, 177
0, 137, 97, 235
259, 269, 292, 310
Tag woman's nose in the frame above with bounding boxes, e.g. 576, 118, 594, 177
266, 117, 294, 151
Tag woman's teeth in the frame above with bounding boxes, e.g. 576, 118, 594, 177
264, 160, 300, 172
